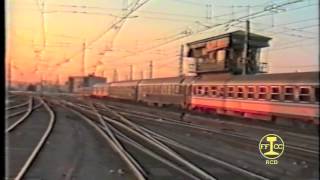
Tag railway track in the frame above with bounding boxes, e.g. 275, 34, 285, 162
74, 100, 319, 156
6, 99, 30, 111
104, 104, 319, 165
61, 100, 216, 179
6, 98, 43, 120
58, 98, 272, 180
100, 99, 318, 136
6, 97, 35, 133
65, 99, 319, 177
5, 97, 56, 180
6, 94, 30, 107
99, 102, 318, 156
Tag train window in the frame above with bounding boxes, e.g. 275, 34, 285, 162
197, 86, 203, 95
315, 87, 319, 103
236, 86, 244, 98
218, 86, 225, 97
193, 86, 197, 95
285, 87, 294, 94
175, 85, 180, 94
211, 86, 217, 96
247, 86, 255, 99
204, 87, 209, 96
284, 86, 295, 101
258, 86, 267, 100
159, 86, 163, 94
271, 86, 281, 101
154, 85, 158, 93
299, 87, 311, 102
227, 86, 234, 98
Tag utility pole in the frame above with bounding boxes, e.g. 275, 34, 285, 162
149, 61, 153, 79
40, 0, 46, 49
242, 20, 250, 75
129, 65, 133, 80
179, 44, 184, 76
81, 40, 86, 76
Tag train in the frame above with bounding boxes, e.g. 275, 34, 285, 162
78, 71, 319, 125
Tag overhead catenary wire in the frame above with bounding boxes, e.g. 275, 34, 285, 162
10, 0, 318, 83
51, 0, 151, 69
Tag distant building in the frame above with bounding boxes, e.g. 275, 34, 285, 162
68, 74, 107, 93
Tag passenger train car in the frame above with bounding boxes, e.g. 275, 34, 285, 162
91, 83, 108, 97
138, 77, 186, 107
191, 72, 319, 123
77, 71, 319, 124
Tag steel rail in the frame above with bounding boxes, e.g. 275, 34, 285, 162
8, 94, 18, 99
101, 105, 271, 180
138, 123, 271, 180
97, 104, 172, 152
121, 110, 320, 166
14, 98, 56, 180
6, 100, 30, 111
107, 104, 318, 140
101, 116, 216, 180
111, 107, 319, 155
6, 97, 34, 133
89, 103, 147, 178
104, 124, 201, 180
63, 102, 147, 180
72, 101, 319, 155
65, 101, 199, 178
65, 100, 216, 180
6, 103, 43, 119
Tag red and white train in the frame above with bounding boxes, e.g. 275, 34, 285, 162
78, 71, 319, 125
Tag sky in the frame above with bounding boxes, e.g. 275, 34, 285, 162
5, 0, 319, 84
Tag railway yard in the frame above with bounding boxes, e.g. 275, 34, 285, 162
4, 92, 319, 180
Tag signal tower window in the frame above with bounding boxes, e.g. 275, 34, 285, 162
227, 86, 234, 98
236, 86, 244, 98
211, 86, 217, 96
271, 86, 281, 101
258, 86, 267, 100
284, 86, 295, 101
247, 86, 255, 99
299, 87, 311, 102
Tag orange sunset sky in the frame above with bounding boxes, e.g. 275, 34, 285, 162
5, 0, 319, 84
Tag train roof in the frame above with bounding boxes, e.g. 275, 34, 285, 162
193, 73, 234, 84
139, 77, 185, 85
194, 71, 319, 85
181, 76, 197, 84
93, 83, 108, 87
109, 80, 141, 86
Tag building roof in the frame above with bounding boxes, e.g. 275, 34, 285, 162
69, 75, 106, 79
186, 30, 272, 47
